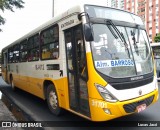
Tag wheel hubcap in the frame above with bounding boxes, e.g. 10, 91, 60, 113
49, 91, 58, 109
11, 80, 14, 89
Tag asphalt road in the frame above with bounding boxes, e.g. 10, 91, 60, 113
0, 76, 160, 130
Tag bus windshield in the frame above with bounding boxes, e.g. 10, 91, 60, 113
91, 24, 153, 78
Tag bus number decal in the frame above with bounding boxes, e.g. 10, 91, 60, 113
61, 20, 74, 29
44, 74, 49, 78
35, 64, 44, 70
91, 100, 107, 108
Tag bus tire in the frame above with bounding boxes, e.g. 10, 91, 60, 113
10, 76, 16, 91
46, 84, 62, 116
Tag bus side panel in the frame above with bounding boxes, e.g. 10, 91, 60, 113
1, 66, 8, 83
47, 77, 69, 109
12, 73, 19, 86
8, 64, 19, 84
15, 63, 30, 92
86, 52, 106, 99
88, 98, 122, 121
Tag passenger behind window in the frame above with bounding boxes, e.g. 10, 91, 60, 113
100, 47, 112, 59
106, 43, 118, 59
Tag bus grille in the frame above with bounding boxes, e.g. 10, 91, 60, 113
123, 95, 154, 113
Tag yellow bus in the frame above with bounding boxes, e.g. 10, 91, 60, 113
1, 4, 159, 121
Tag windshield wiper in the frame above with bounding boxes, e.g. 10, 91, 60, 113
120, 32, 131, 58
106, 20, 131, 58
107, 25, 118, 39
106, 20, 124, 42
131, 29, 139, 55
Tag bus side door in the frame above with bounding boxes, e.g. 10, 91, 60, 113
64, 24, 90, 117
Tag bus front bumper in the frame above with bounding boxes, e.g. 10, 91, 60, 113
89, 89, 159, 121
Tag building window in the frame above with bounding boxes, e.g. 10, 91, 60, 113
156, 12, 159, 16
141, 8, 145, 12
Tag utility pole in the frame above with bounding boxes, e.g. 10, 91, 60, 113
52, 0, 54, 17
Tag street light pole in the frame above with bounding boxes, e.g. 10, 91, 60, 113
52, 0, 54, 17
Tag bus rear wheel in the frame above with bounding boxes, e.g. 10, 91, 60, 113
46, 84, 62, 116
10, 76, 16, 91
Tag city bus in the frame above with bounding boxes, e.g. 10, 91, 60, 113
1, 4, 159, 121
151, 42, 160, 80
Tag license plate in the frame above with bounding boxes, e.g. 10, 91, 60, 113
136, 104, 146, 113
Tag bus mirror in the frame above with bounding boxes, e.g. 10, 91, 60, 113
84, 23, 94, 42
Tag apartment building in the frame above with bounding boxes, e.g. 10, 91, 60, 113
124, 0, 160, 42
109, 0, 124, 9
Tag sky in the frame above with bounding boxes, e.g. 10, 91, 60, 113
0, 0, 108, 51
0, 0, 53, 51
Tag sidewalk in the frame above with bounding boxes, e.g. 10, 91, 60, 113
0, 99, 17, 121
0, 76, 17, 121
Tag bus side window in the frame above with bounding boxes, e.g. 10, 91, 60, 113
8, 49, 13, 63
13, 44, 20, 63
41, 24, 59, 60
20, 40, 28, 62
28, 34, 40, 62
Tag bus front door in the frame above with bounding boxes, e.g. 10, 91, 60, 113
64, 25, 90, 117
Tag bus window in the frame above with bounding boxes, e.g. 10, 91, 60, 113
19, 40, 28, 62
66, 32, 73, 70
13, 44, 20, 63
8, 48, 13, 63
28, 34, 40, 61
41, 25, 59, 60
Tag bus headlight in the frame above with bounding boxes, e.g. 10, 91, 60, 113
95, 83, 117, 102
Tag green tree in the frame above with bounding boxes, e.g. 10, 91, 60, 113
154, 33, 160, 42
0, 0, 24, 31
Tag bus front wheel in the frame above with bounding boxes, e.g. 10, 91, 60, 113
46, 84, 62, 116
